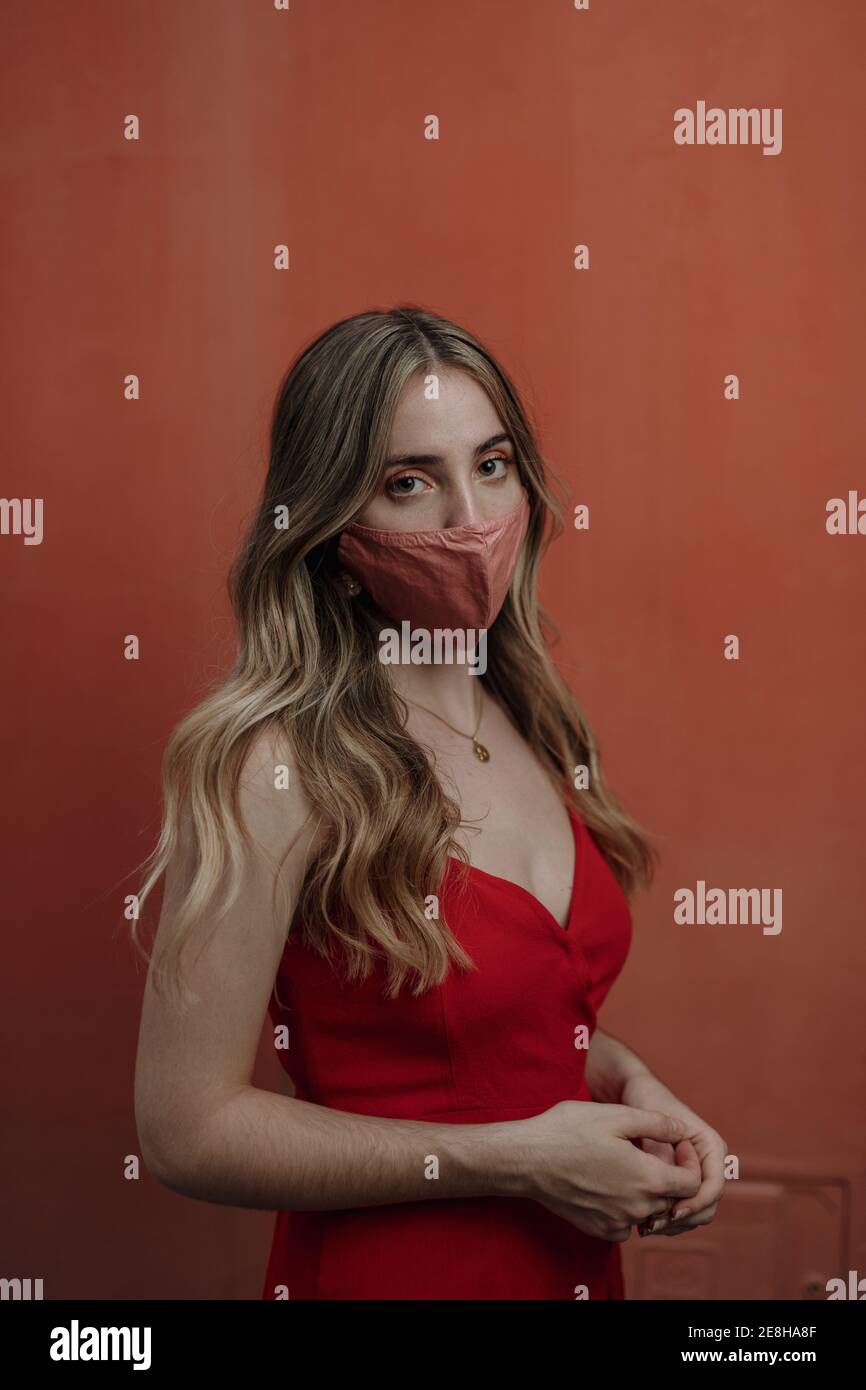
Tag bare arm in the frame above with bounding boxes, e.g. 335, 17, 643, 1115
134, 729, 524, 1212
153, 1086, 521, 1212
584, 1027, 653, 1104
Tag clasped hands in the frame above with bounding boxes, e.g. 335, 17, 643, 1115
619, 1071, 727, 1238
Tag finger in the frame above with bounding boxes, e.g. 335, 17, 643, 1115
673, 1139, 702, 1181
639, 1218, 669, 1236
615, 1106, 692, 1147
669, 1133, 725, 1220
639, 1139, 708, 1228
639, 1138, 675, 1164
639, 1148, 702, 1202
643, 1146, 704, 1234
654, 1198, 721, 1235
636, 1200, 673, 1235
651, 1139, 700, 1211
658, 1207, 717, 1235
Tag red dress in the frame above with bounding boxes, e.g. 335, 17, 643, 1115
261, 804, 633, 1300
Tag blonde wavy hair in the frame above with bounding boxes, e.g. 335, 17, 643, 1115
131, 305, 658, 1010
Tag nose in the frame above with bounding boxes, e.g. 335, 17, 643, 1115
441, 481, 481, 530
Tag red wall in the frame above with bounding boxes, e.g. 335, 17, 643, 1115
2, 0, 864, 1298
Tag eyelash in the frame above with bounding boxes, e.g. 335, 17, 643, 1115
385, 455, 513, 498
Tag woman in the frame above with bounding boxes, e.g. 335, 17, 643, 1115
133, 305, 725, 1300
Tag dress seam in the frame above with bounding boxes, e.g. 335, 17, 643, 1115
435, 984, 465, 1115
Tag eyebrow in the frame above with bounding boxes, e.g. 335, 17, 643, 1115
382, 432, 514, 469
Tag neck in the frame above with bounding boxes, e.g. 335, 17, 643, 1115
388, 660, 484, 728
370, 606, 488, 726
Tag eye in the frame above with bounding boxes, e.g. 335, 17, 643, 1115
385, 472, 429, 498
477, 454, 511, 480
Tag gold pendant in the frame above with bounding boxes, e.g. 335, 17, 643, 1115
473, 740, 490, 763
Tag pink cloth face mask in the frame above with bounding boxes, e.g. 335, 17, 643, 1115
336, 492, 530, 631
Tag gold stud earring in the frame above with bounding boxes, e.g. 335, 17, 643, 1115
338, 570, 361, 597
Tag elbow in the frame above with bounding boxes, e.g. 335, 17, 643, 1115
135, 1085, 248, 1201
136, 1103, 203, 1197
138, 1124, 186, 1194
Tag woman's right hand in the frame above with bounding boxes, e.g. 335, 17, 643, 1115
509, 1100, 702, 1242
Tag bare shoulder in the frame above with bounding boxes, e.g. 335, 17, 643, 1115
236, 722, 324, 871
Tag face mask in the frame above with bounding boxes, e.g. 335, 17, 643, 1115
336, 491, 530, 631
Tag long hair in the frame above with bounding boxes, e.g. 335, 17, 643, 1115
131, 305, 658, 1009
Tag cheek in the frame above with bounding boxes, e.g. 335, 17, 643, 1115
351, 501, 381, 528
352, 498, 414, 530
498, 474, 528, 514
352, 492, 445, 533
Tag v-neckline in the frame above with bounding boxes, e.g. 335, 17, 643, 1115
446, 805, 581, 935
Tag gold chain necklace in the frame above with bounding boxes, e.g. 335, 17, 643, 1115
404, 683, 491, 762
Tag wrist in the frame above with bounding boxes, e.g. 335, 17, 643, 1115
586, 1031, 653, 1103
446, 1118, 531, 1200
619, 1064, 657, 1100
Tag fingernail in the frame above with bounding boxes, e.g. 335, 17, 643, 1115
672, 1208, 690, 1221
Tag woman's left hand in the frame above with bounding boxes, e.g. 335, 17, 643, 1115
620, 1071, 727, 1237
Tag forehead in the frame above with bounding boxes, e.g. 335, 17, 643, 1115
387, 368, 504, 453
